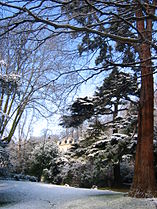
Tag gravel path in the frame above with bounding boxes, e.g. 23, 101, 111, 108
0, 180, 156, 209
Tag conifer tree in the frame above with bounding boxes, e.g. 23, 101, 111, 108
95, 68, 139, 132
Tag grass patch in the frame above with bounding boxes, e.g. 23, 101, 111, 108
99, 186, 130, 193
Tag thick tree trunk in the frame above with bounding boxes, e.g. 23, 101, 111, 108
129, 44, 156, 197
129, 3, 157, 197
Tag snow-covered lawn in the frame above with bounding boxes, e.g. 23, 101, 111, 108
0, 180, 156, 209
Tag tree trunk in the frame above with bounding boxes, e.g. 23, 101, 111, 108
112, 102, 121, 186
113, 103, 118, 134
113, 162, 121, 187
129, 3, 157, 197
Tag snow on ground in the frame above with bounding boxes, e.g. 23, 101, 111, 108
0, 180, 157, 209
63, 197, 157, 209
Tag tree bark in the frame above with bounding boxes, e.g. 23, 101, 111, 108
112, 102, 121, 186
113, 162, 121, 187
129, 2, 157, 197
113, 102, 119, 134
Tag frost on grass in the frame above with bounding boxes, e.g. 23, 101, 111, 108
61, 197, 157, 209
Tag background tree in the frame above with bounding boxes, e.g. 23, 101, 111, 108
60, 71, 139, 186
61, 69, 138, 135
94, 68, 139, 133
0, 29, 77, 143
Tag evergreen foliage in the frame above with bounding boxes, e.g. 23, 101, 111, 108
60, 68, 139, 134
60, 97, 94, 128
94, 68, 139, 116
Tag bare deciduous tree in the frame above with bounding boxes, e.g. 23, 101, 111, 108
0, 29, 76, 143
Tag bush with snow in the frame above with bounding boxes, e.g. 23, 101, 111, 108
28, 139, 59, 181
0, 141, 12, 178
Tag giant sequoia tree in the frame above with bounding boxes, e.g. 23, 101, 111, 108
0, 0, 157, 197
